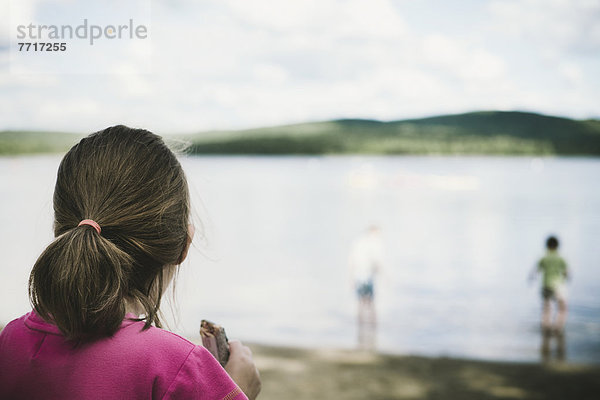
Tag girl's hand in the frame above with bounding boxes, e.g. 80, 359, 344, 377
225, 340, 261, 400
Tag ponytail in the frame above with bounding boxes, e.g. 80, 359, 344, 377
29, 224, 133, 341
29, 125, 191, 342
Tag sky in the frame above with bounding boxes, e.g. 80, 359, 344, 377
0, 0, 599, 133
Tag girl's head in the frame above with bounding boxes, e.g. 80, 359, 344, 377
29, 125, 191, 341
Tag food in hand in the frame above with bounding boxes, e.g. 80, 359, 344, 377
200, 320, 230, 367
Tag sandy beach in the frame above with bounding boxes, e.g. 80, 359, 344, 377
240, 342, 600, 400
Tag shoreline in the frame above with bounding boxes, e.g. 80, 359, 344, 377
2, 323, 598, 399
239, 342, 600, 400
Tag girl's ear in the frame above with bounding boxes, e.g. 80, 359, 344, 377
178, 224, 195, 264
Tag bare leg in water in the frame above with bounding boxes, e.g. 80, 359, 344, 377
358, 296, 376, 350
556, 298, 567, 332
542, 299, 552, 331
540, 297, 568, 362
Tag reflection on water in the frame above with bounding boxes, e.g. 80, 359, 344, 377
541, 329, 566, 363
1, 155, 599, 364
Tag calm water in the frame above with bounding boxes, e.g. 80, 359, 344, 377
1, 155, 599, 364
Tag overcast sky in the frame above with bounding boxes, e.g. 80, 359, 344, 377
1, 0, 599, 133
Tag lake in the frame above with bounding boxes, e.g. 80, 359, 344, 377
1, 155, 599, 364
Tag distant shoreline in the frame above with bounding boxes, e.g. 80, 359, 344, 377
2, 111, 600, 156
4, 152, 600, 159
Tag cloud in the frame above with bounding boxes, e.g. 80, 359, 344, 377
0, 0, 599, 132
422, 34, 506, 81
489, 0, 600, 57
558, 63, 584, 86
222, 0, 407, 39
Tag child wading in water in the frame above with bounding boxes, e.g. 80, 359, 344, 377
0, 126, 261, 399
349, 225, 384, 351
530, 236, 570, 334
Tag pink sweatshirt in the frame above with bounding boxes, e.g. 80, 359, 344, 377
0, 311, 248, 400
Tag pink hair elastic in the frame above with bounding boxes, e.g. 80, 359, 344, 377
78, 219, 101, 234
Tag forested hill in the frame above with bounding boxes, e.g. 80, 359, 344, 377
187, 111, 600, 155
2, 111, 599, 155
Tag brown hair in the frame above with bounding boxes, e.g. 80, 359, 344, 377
28, 125, 190, 341
546, 235, 559, 250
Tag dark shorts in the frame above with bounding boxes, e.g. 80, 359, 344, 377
542, 287, 556, 300
356, 281, 374, 299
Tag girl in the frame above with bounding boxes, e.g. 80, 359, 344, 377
0, 126, 261, 399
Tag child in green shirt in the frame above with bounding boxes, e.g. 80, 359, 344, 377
530, 236, 570, 333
